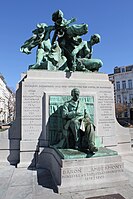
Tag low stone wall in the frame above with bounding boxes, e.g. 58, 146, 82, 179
0, 130, 9, 163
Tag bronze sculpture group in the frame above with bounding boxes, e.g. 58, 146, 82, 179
21, 10, 100, 153
21, 10, 103, 72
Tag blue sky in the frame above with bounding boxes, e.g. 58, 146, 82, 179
0, 0, 133, 89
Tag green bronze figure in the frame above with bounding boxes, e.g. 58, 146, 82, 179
20, 23, 54, 69
71, 34, 103, 72
51, 9, 76, 45
51, 10, 88, 71
20, 10, 103, 72
61, 88, 98, 153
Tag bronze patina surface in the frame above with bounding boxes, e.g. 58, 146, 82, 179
54, 147, 118, 159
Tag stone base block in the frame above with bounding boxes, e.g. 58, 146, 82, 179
37, 147, 128, 193
7, 149, 20, 165
0, 139, 9, 149
0, 150, 9, 162
117, 143, 131, 154
18, 151, 38, 168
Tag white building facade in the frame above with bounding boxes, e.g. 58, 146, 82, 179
109, 65, 133, 118
0, 74, 15, 124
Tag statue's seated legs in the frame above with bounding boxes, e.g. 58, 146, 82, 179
67, 118, 98, 152
69, 118, 81, 149
81, 121, 98, 153
76, 58, 103, 72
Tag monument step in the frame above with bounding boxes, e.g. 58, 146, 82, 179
37, 147, 128, 193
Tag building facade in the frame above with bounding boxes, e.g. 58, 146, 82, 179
0, 74, 15, 124
109, 65, 133, 118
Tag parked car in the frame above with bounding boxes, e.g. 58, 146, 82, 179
118, 120, 130, 127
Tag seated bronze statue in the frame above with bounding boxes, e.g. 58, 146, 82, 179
61, 88, 98, 153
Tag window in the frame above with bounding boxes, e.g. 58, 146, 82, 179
121, 68, 125, 73
128, 79, 132, 89
123, 94, 127, 103
117, 95, 121, 103
124, 111, 128, 117
122, 80, 126, 89
129, 94, 133, 103
114, 67, 120, 74
116, 81, 120, 90
126, 65, 133, 72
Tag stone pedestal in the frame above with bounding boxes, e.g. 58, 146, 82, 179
8, 70, 131, 167
6, 70, 131, 193
37, 147, 128, 193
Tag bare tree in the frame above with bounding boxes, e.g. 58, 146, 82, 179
115, 103, 127, 118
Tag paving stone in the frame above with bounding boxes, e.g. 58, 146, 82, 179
3, 186, 33, 199
0, 165, 14, 178
10, 168, 33, 186
0, 179, 9, 199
